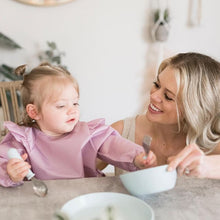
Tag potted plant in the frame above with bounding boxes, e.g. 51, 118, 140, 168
0, 32, 23, 81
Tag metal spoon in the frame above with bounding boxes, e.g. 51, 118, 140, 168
142, 135, 152, 159
8, 148, 48, 197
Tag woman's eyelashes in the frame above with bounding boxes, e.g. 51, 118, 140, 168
153, 81, 173, 101
153, 81, 159, 88
164, 93, 173, 101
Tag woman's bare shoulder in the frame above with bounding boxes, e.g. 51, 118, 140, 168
111, 120, 124, 135
210, 143, 220, 154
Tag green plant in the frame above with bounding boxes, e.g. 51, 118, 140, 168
154, 8, 170, 23
0, 32, 21, 49
38, 41, 67, 69
0, 64, 23, 81
0, 32, 22, 81
0, 34, 67, 82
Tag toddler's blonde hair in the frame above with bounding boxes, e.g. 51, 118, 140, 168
16, 63, 79, 127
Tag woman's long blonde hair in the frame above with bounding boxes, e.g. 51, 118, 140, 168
158, 52, 220, 151
16, 63, 79, 127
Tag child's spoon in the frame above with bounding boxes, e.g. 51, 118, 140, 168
7, 148, 48, 197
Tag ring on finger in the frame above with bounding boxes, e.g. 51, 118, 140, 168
184, 167, 190, 175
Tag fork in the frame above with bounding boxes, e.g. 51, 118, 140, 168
142, 135, 152, 159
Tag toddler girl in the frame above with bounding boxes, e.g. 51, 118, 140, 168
0, 63, 156, 187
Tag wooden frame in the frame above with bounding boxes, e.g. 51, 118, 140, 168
0, 81, 23, 140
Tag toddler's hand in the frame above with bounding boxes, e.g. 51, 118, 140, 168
7, 153, 31, 183
134, 150, 157, 169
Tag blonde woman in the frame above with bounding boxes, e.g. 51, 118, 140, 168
97, 52, 220, 178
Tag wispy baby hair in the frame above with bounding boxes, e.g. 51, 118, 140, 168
15, 63, 79, 127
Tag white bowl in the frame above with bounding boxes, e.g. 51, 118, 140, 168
120, 165, 177, 196
58, 192, 154, 220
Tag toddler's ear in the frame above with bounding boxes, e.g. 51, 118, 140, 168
26, 104, 40, 120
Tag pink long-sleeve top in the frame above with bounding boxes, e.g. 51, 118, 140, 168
0, 118, 143, 187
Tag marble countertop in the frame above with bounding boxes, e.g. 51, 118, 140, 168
0, 175, 219, 220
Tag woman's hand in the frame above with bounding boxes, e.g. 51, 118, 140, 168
167, 143, 208, 178
134, 150, 157, 169
6, 153, 31, 183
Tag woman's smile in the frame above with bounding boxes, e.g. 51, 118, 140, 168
148, 103, 163, 114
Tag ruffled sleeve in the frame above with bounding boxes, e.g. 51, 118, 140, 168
87, 118, 121, 151
84, 118, 144, 173
3, 121, 35, 152
87, 118, 110, 133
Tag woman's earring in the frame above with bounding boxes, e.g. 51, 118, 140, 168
32, 119, 36, 123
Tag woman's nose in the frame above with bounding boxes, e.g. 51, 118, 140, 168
150, 90, 162, 103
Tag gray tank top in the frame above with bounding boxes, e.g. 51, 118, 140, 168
121, 116, 136, 142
